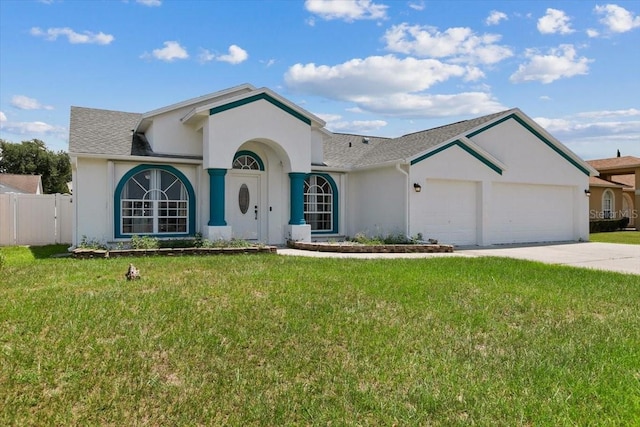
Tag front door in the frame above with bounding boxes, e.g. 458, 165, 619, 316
227, 173, 261, 240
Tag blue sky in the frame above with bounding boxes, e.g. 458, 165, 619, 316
1, 0, 639, 160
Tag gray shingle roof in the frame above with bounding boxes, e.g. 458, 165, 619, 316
69, 107, 142, 156
323, 109, 515, 168
70, 102, 516, 169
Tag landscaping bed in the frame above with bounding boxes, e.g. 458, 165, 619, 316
288, 240, 454, 253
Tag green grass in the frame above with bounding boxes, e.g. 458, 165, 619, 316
590, 230, 640, 245
1, 246, 639, 425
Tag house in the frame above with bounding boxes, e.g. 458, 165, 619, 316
0, 174, 43, 194
587, 155, 639, 229
68, 84, 596, 247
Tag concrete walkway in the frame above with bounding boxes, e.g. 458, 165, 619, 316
278, 242, 640, 275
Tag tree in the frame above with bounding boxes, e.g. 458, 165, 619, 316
0, 139, 71, 194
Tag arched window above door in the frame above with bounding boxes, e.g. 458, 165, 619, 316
233, 150, 264, 171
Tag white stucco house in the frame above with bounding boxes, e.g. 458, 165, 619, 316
68, 83, 596, 247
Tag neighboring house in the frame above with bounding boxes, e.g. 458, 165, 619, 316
587, 156, 639, 229
68, 84, 596, 247
0, 174, 43, 194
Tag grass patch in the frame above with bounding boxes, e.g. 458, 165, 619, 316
590, 230, 640, 245
1, 246, 639, 425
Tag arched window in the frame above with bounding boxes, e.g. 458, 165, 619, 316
602, 189, 614, 219
304, 174, 338, 233
233, 151, 264, 170
115, 165, 195, 237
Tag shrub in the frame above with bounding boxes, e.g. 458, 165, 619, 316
79, 235, 108, 250
130, 235, 159, 249
589, 217, 630, 233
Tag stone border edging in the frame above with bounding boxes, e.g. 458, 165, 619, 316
72, 246, 277, 259
287, 240, 454, 253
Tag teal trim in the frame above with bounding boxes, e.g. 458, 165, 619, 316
288, 172, 307, 225
466, 113, 590, 176
114, 164, 196, 239
233, 150, 265, 171
410, 140, 503, 175
210, 93, 312, 126
208, 168, 227, 226
306, 173, 339, 234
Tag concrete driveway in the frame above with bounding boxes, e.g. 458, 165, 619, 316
279, 242, 640, 275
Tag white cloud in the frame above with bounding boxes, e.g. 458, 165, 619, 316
0, 118, 66, 137
10, 95, 53, 111
575, 108, 640, 119
304, 0, 388, 22
217, 45, 248, 64
534, 111, 640, 159
586, 28, 600, 37
408, 1, 425, 11
318, 113, 388, 133
286, 55, 467, 99
537, 8, 574, 35
285, 55, 505, 118
353, 92, 505, 118
595, 4, 640, 33
486, 10, 508, 26
30, 27, 114, 45
137, 0, 161, 6
539, 95, 552, 101
143, 41, 189, 62
198, 48, 215, 63
383, 24, 513, 65
510, 44, 592, 84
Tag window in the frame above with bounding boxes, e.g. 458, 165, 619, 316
233, 151, 264, 170
304, 174, 337, 233
603, 190, 614, 219
119, 168, 190, 236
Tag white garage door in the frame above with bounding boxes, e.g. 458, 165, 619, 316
490, 183, 574, 244
421, 179, 478, 246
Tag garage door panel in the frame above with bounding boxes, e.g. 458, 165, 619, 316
490, 183, 573, 244
421, 179, 477, 246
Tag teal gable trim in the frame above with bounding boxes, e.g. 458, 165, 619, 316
466, 113, 590, 176
233, 150, 265, 171
114, 164, 196, 239
210, 93, 312, 126
307, 173, 339, 235
410, 140, 503, 175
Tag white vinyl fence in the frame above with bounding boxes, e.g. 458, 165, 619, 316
0, 193, 72, 246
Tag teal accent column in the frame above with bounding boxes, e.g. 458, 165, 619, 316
208, 168, 227, 226
289, 172, 306, 225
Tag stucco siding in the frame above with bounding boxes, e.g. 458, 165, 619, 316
145, 109, 203, 157
347, 166, 406, 238
206, 100, 311, 173
75, 158, 110, 244
469, 118, 587, 186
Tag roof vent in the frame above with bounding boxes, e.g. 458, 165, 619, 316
362, 137, 369, 144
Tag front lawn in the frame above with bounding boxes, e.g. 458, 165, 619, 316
1, 246, 639, 425
590, 230, 640, 245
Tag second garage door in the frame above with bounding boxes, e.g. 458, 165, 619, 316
490, 183, 574, 244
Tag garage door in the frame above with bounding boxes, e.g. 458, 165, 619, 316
420, 179, 478, 246
490, 183, 574, 244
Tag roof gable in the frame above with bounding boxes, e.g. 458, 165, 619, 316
467, 111, 593, 176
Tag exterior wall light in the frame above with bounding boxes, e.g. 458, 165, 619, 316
413, 183, 422, 192
584, 189, 591, 196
